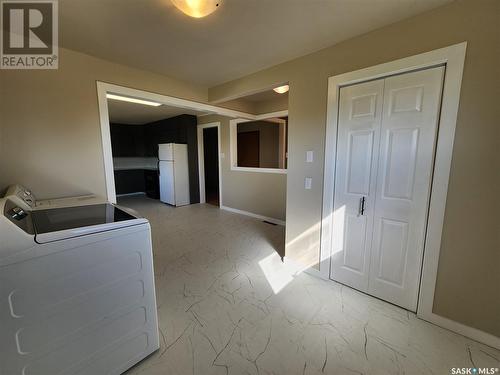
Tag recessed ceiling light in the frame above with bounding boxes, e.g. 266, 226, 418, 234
171, 0, 222, 18
273, 85, 289, 94
106, 94, 162, 107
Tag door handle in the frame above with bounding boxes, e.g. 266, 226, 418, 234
359, 196, 366, 216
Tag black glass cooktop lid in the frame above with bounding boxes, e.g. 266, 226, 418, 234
32, 204, 136, 234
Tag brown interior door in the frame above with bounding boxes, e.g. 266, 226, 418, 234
237, 131, 260, 167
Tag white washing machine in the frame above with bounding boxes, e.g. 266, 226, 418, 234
0, 185, 160, 375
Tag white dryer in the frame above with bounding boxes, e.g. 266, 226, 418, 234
0, 186, 160, 375
4, 184, 106, 211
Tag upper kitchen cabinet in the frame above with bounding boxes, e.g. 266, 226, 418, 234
144, 114, 197, 157
110, 124, 145, 157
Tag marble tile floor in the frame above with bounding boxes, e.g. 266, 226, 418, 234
118, 195, 500, 375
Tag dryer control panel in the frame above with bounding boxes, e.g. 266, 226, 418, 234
4, 185, 36, 210
3, 199, 34, 234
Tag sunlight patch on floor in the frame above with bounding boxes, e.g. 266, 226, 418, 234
258, 252, 297, 294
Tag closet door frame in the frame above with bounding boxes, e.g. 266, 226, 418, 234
318, 43, 498, 349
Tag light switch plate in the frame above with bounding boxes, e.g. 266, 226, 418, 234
305, 177, 312, 190
306, 151, 314, 163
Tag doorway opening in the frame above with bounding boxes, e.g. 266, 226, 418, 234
105, 94, 207, 207
197, 122, 222, 206
97, 82, 256, 204
203, 127, 220, 206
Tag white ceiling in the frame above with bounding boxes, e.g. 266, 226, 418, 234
107, 99, 207, 125
59, 0, 452, 86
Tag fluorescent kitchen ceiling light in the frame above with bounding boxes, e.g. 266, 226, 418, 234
106, 94, 162, 107
273, 85, 289, 94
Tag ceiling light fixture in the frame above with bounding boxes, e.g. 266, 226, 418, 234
273, 85, 289, 94
171, 0, 222, 18
106, 94, 162, 107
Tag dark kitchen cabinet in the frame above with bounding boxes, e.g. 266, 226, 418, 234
114, 169, 159, 198
110, 124, 145, 157
145, 170, 160, 199
114, 170, 145, 195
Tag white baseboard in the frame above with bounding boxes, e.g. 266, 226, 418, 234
220, 205, 285, 226
116, 192, 146, 197
418, 311, 500, 350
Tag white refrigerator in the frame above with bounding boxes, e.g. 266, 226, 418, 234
158, 143, 190, 206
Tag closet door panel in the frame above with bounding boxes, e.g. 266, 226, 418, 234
368, 66, 445, 311
330, 79, 384, 292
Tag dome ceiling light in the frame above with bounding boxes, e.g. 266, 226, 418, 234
273, 85, 289, 94
171, 0, 222, 18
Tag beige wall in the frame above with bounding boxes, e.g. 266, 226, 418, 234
216, 92, 289, 115
208, 0, 500, 336
198, 115, 286, 221
217, 97, 257, 114
0, 48, 207, 199
254, 94, 289, 114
